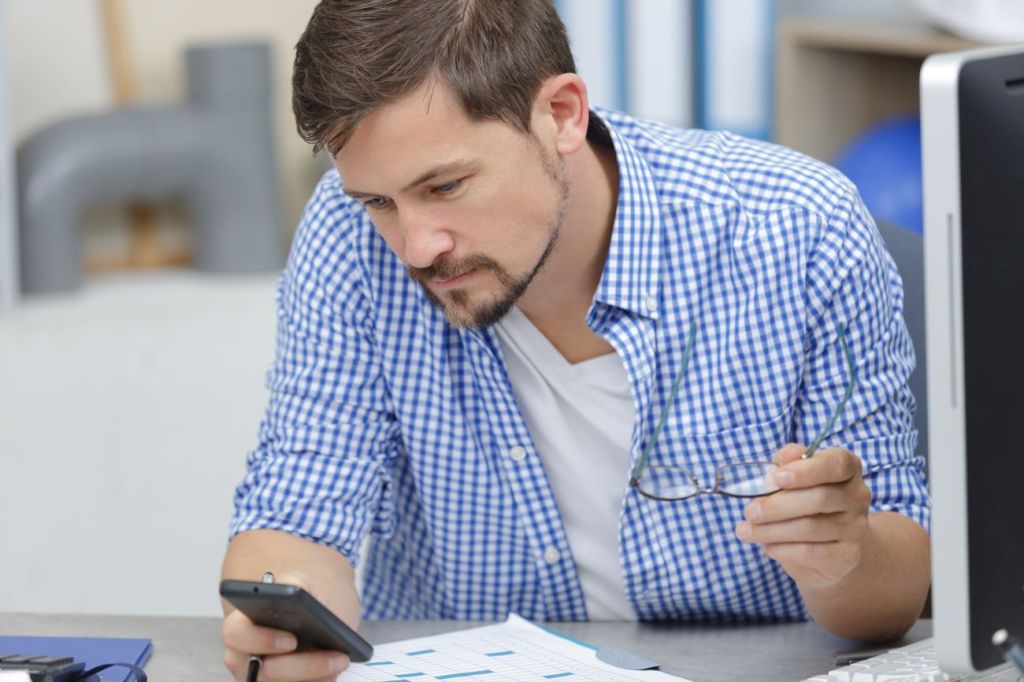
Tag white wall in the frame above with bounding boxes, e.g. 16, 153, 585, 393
0, 274, 277, 616
0, 7, 16, 311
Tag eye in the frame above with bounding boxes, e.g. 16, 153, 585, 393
363, 196, 393, 210
431, 179, 461, 195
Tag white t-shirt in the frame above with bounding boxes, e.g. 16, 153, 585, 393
495, 307, 636, 620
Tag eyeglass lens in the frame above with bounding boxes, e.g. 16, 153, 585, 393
634, 461, 781, 501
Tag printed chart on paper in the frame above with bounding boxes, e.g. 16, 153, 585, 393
339, 614, 692, 681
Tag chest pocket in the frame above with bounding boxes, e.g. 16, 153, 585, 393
652, 408, 793, 484
629, 408, 805, 621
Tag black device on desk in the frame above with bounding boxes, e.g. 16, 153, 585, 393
0, 655, 145, 682
0, 655, 85, 682
219, 579, 373, 663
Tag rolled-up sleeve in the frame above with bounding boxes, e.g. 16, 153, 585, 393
229, 176, 401, 565
794, 184, 930, 533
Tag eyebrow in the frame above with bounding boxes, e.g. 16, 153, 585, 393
343, 159, 477, 199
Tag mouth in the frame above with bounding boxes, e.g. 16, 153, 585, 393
431, 268, 479, 290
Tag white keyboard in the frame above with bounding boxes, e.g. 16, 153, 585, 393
804, 637, 1020, 681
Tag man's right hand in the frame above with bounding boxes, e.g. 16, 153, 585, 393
221, 531, 362, 682
222, 590, 350, 681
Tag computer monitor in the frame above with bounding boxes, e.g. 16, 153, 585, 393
921, 45, 1024, 673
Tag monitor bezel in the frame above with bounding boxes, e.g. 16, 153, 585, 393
921, 44, 1024, 674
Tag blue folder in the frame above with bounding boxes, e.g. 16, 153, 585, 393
0, 635, 152, 681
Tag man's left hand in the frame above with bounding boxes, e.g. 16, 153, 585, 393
735, 444, 873, 592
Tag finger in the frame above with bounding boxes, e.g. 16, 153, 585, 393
223, 647, 249, 681
273, 571, 337, 610
736, 513, 849, 545
771, 448, 862, 490
771, 443, 805, 465
274, 570, 313, 591
744, 480, 867, 524
222, 610, 298, 655
258, 650, 350, 682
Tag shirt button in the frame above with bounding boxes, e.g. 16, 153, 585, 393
508, 445, 527, 462
543, 547, 561, 565
645, 296, 657, 312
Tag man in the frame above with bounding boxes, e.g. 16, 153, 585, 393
221, 1, 931, 679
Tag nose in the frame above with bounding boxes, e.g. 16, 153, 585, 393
399, 207, 455, 269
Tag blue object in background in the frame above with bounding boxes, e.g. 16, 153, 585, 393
834, 115, 923, 235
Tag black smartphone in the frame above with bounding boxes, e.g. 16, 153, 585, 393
219, 579, 374, 663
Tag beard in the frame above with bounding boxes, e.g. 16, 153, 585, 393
407, 148, 571, 330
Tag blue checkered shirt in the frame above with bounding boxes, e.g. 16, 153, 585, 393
229, 108, 929, 623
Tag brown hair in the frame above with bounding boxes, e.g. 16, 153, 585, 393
292, 0, 576, 156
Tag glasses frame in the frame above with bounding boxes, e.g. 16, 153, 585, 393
629, 322, 857, 502
634, 462, 783, 502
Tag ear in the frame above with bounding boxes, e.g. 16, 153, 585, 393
532, 73, 589, 156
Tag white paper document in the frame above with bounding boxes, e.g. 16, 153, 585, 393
340, 613, 693, 681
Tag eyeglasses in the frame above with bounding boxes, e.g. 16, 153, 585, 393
629, 322, 856, 502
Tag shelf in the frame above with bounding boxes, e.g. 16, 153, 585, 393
774, 18, 986, 164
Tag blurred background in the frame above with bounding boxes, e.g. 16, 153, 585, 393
0, 0, 1020, 618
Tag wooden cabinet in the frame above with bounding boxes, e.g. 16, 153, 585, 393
774, 18, 984, 163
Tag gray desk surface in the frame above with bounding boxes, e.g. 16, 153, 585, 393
0, 613, 932, 681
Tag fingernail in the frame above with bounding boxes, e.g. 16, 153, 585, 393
736, 522, 752, 541
773, 470, 795, 487
329, 655, 348, 672
276, 635, 295, 650
746, 501, 762, 522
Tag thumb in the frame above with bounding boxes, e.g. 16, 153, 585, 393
273, 570, 314, 592
772, 443, 805, 466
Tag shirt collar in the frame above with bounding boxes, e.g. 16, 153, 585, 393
590, 109, 663, 320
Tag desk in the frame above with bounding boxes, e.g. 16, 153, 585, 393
0, 613, 933, 681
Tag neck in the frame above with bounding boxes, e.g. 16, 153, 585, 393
516, 136, 619, 325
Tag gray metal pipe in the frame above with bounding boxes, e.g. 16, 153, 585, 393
17, 43, 284, 294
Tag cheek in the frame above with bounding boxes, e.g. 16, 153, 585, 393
475, 185, 556, 239
369, 216, 406, 256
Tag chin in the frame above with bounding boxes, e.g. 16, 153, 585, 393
438, 289, 518, 330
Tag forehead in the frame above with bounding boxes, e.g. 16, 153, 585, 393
335, 81, 523, 190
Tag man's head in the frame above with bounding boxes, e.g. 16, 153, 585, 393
293, 0, 575, 157
293, 0, 590, 329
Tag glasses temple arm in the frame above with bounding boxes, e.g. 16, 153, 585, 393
802, 322, 857, 458
631, 322, 697, 482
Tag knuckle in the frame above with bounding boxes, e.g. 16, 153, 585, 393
802, 516, 823, 539
221, 616, 237, 647
223, 650, 243, 678
849, 452, 863, 476
832, 454, 851, 481
813, 486, 831, 511
222, 613, 256, 652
